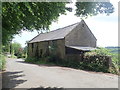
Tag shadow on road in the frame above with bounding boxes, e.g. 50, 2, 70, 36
2, 71, 27, 89
28, 87, 65, 90
27, 87, 118, 90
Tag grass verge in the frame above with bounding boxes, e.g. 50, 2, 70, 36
0, 54, 6, 71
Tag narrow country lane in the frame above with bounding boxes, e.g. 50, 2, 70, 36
2, 58, 118, 89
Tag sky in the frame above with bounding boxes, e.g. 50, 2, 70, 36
12, 0, 119, 47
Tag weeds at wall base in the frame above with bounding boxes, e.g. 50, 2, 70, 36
25, 55, 118, 75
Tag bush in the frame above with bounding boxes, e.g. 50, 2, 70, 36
47, 55, 59, 63
60, 59, 79, 68
109, 53, 119, 74
84, 48, 119, 74
26, 47, 119, 75
85, 47, 111, 56
25, 56, 54, 65
79, 61, 108, 72
25, 57, 37, 63
0, 54, 6, 70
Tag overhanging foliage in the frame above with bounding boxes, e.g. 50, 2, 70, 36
2, 2, 114, 44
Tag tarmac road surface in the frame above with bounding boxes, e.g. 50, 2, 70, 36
2, 58, 118, 89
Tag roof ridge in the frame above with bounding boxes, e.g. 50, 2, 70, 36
29, 22, 80, 42
28, 21, 81, 43
36, 22, 80, 35
49, 22, 80, 33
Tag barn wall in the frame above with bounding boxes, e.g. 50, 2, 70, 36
28, 39, 65, 59
65, 20, 97, 47
64, 47, 84, 61
37, 41, 49, 58
65, 54, 83, 62
27, 43, 35, 57
28, 40, 84, 61
51, 39, 65, 59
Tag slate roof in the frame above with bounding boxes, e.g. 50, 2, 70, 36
66, 46, 96, 51
29, 22, 79, 43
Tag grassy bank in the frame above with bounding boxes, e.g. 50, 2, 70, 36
0, 54, 6, 71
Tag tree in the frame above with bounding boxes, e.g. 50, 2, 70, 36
2, 44, 10, 53
23, 46, 27, 58
12, 42, 23, 58
2, 2, 69, 44
75, 2, 114, 18
2, 2, 114, 44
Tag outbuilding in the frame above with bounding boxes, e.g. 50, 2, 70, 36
28, 20, 97, 61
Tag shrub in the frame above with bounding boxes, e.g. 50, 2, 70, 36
25, 57, 38, 63
84, 47, 119, 74
109, 53, 119, 74
0, 54, 6, 70
26, 47, 119, 75
62, 59, 79, 68
85, 47, 111, 56
25, 56, 54, 65
47, 55, 59, 63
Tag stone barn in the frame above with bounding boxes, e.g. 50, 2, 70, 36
28, 20, 97, 61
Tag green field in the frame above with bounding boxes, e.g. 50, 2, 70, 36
106, 47, 120, 54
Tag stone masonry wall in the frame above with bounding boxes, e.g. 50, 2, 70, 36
28, 39, 65, 59
65, 20, 97, 47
